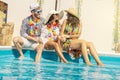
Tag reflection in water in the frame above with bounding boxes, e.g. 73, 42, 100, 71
0, 53, 120, 80
55, 64, 64, 74
32, 63, 42, 79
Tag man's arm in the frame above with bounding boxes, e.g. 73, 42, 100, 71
20, 19, 28, 38
20, 19, 39, 42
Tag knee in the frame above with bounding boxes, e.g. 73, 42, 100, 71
13, 36, 23, 45
81, 40, 87, 45
38, 43, 43, 49
13, 36, 19, 43
35, 45, 43, 51
87, 42, 94, 48
53, 42, 59, 48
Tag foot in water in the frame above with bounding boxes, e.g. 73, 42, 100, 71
97, 63, 105, 67
85, 62, 93, 66
19, 55, 24, 60
60, 59, 68, 63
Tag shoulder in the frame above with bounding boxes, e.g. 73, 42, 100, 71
22, 16, 30, 23
62, 19, 67, 25
40, 17, 45, 24
63, 19, 67, 23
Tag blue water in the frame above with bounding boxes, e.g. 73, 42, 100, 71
0, 49, 120, 80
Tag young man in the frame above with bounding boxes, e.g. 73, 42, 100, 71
13, 3, 44, 63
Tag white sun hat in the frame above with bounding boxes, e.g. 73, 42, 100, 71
44, 10, 64, 24
29, 3, 39, 11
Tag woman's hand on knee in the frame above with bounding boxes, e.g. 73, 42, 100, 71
58, 35, 66, 42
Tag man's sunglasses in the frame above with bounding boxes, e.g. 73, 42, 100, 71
33, 9, 42, 14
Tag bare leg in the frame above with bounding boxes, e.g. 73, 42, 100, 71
57, 36, 64, 62
70, 40, 92, 66
87, 42, 104, 66
13, 36, 24, 60
45, 41, 68, 63
35, 43, 43, 63
80, 42, 93, 66
53, 42, 68, 63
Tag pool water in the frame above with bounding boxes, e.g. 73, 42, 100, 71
0, 49, 120, 80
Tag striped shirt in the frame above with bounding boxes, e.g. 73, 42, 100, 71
20, 16, 45, 38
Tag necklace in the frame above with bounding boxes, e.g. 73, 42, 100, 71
47, 22, 59, 41
29, 16, 40, 37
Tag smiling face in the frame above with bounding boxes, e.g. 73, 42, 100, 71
31, 7, 42, 19
53, 14, 59, 21
46, 14, 59, 25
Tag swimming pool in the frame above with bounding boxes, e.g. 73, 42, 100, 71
0, 46, 120, 80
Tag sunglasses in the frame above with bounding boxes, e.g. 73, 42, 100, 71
33, 9, 42, 14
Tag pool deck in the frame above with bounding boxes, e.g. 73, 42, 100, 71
0, 46, 120, 56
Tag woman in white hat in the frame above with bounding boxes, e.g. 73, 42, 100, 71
60, 8, 104, 66
41, 10, 68, 63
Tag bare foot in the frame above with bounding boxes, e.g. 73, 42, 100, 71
34, 61, 39, 64
60, 58, 68, 63
60, 59, 64, 63
97, 63, 105, 67
19, 55, 24, 60
64, 60, 68, 63
34, 60, 40, 64
61, 60, 68, 63
86, 63, 93, 66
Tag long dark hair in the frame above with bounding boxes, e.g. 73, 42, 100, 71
67, 13, 80, 27
46, 14, 59, 25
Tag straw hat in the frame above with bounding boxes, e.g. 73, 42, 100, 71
30, 3, 39, 11
44, 10, 64, 24
65, 8, 79, 19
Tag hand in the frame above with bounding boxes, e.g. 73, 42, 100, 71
59, 35, 66, 42
26, 36, 39, 42
32, 38, 39, 43
64, 35, 70, 38
38, 38, 43, 44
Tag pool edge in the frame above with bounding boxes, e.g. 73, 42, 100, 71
0, 46, 120, 56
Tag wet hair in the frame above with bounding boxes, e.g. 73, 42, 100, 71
67, 13, 80, 27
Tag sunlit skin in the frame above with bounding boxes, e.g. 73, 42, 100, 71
60, 11, 104, 66
43, 12, 68, 63
13, 6, 43, 63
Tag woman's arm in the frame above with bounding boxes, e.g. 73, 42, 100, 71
78, 21, 82, 37
60, 19, 67, 35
